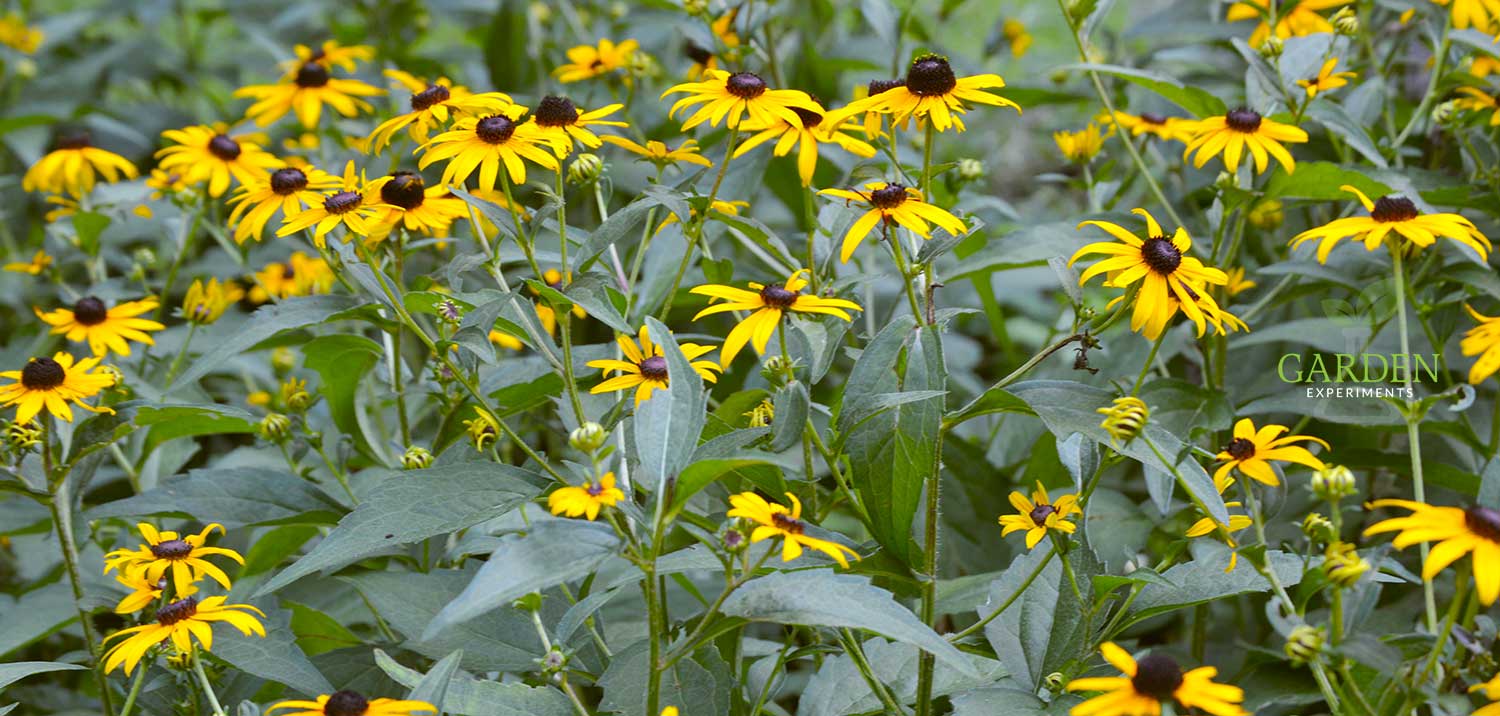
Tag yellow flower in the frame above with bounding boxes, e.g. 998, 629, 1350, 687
690, 269, 861, 365
1464, 304, 1500, 384
1097, 396, 1149, 445
852, 79, 907, 139
1070, 209, 1239, 340
555, 39, 639, 83
1322, 540, 1371, 586
731, 101, 877, 186
1225, 266, 1256, 297
112, 571, 194, 614
1099, 111, 1198, 143
1002, 19, 1033, 57
489, 329, 524, 351
366, 71, 515, 153
1433, 0, 1500, 31
22, 130, 139, 196
1182, 108, 1308, 174
1365, 498, 1500, 604
828, 54, 1020, 133
1214, 417, 1328, 487
1471, 56, 1500, 78
0, 353, 115, 423
744, 399, 775, 428
0, 12, 43, 53
1226, 0, 1351, 48
1066, 643, 1247, 716
36, 296, 165, 357
279, 41, 374, 76
1456, 86, 1500, 126
656, 199, 747, 234
726, 491, 860, 567
269, 692, 434, 716
103, 596, 266, 675
1470, 672, 1500, 716
601, 136, 713, 169
463, 407, 500, 451
586, 325, 721, 406
662, 69, 821, 131
1297, 58, 1357, 98
417, 109, 565, 189
227, 164, 343, 244
1185, 474, 1254, 572
103, 523, 245, 596
998, 482, 1081, 550
548, 472, 626, 521
529, 97, 628, 154
1289, 185, 1491, 262
276, 161, 393, 247
365, 171, 470, 241
819, 182, 968, 263
248, 252, 335, 303
146, 168, 192, 200
4, 250, 52, 275
156, 125, 280, 197
234, 58, 385, 128
182, 279, 244, 325
1054, 124, 1106, 163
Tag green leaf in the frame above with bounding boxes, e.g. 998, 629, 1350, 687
670, 457, 777, 516
255, 463, 546, 596
345, 570, 544, 673
423, 520, 620, 639
1306, 102, 1389, 168
374, 649, 574, 716
770, 382, 809, 453
405, 649, 462, 709
983, 546, 1101, 689
634, 318, 709, 498
799, 637, 1004, 716
138, 404, 259, 455
87, 466, 343, 528
1122, 544, 1305, 629
212, 597, 333, 696
722, 569, 979, 677
1064, 63, 1227, 118
1478, 458, 1500, 510
563, 273, 632, 334
72, 212, 111, 255
302, 334, 385, 462
571, 187, 688, 274
169, 295, 368, 389
598, 642, 733, 716
0, 661, 86, 690
1264, 161, 1391, 201
0, 582, 75, 658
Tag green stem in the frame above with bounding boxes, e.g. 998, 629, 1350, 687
949, 546, 1057, 641
1131, 332, 1166, 396
117, 662, 149, 716
163, 322, 199, 387
1391, 22, 1452, 165
1389, 238, 1438, 632
189, 649, 225, 716
839, 628, 907, 715
660, 127, 740, 320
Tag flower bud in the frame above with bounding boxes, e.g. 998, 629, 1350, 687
540, 646, 568, 674
1331, 7, 1359, 35
957, 158, 985, 182
570, 422, 608, 453
436, 298, 463, 326
1097, 396, 1149, 445
271, 347, 298, 376
5, 420, 41, 452
401, 446, 434, 470
743, 399, 775, 428
609, 1, 627, 19
568, 154, 604, 186
1043, 672, 1067, 692
1248, 199, 1284, 230
626, 51, 661, 81
1258, 35, 1283, 58
760, 355, 796, 386
281, 378, 312, 413
1432, 99, 1460, 126
722, 525, 749, 554
683, 0, 709, 14
257, 413, 292, 442
1323, 541, 1371, 588
528, 1, 552, 23
465, 408, 501, 452
1214, 171, 1236, 191
1310, 464, 1357, 501
1301, 512, 1336, 544
1284, 624, 1325, 666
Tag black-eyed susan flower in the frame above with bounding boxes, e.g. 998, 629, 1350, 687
1456, 86, 1500, 126
1289, 185, 1491, 262
489, 329, 523, 351
744, 399, 775, 428
4, 250, 52, 275
1435, 0, 1500, 31
463, 407, 500, 451
276, 161, 393, 246
227, 165, 342, 244
104, 522, 245, 596
1185, 474, 1254, 571
1297, 58, 1357, 98
726, 491, 860, 567
112, 571, 190, 614
268, 691, 435, 716
21, 130, 139, 196
601, 136, 713, 170
1464, 304, 1500, 384
998, 482, 1081, 550
1214, 418, 1328, 487
1471, 673, 1500, 715
1055, 124, 1106, 164
36, 296, 164, 357
156, 125, 280, 197
529, 96, 628, 154
1366, 499, 1500, 604
1070, 209, 1235, 341
1226, 0, 1350, 48
0, 12, 43, 53
829, 54, 1020, 133
1066, 643, 1247, 716
181, 279, 244, 326
1322, 541, 1371, 587
103, 596, 265, 675
280, 40, 374, 75
235, 58, 384, 128
662, 69, 821, 131
820, 182, 968, 263
555, 38, 639, 83
1099, 111, 1198, 143
731, 101, 877, 186
0, 353, 115, 423
586, 326, 721, 406
1182, 108, 1308, 174
146, 168, 192, 200
248, 252, 335, 303
365, 71, 515, 153
690, 269, 861, 365
1472, 56, 1500, 79
417, 110, 565, 189
852, 79, 907, 139
366, 171, 468, 240
548, 472, 626, 521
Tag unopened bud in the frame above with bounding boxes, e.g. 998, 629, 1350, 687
1310, 464, 1357, 501
1097, 396, 1149, 446
568, 154, 604, 186
401, 446, 434, 470
1302, 512, 1336, 544
1258, 35, 1283, 58
4, 421, 41, 452
271, 347, 298, 376
1433, 99, 1460, 126
1248, 199, 1284, 230
570, 422, 608, 453
1285, 624, 1325, 666
1323, 541, 1371, 588
257, 413, 292, 442
1331, 7, 1359, 35
957, 158, 985, 182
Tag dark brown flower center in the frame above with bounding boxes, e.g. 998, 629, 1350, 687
759, 284, 798, 308
270, 168, 309, 195
475, 115, 518, 144
638, 355, 669, 381
20, 357, 65, 390
282, 265, 297, 279
155, 597, 198, 626
410, 84, 451, 111
208, 134, 242, 161
55, 130, 92, 150
1370, 196, 1419, 223
150, 538, 194, 560
1140, 237, 1182, 275
1029, 504, 1057, 525
1465, 506, 1500, 543
1140, 112, 1168, 125
381, 172, 426, 210
586, 481, 605, 497
869, 184, 909, 209
906, 55, 957, 96
323, 191, 362, 214
1131, 653, 1184, 701
868, 79, 905, 95
770, 511, 805, 535
685, 43, 713, 65
1225, 108, 1262, 133
725, 72, 767, 99
323, 690, 369, 716
294, 62, 330, 88
790, 106, 823, 128
73, 296, 109, 325
1225, 437, 1256, 461
535, 96, 580, 127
